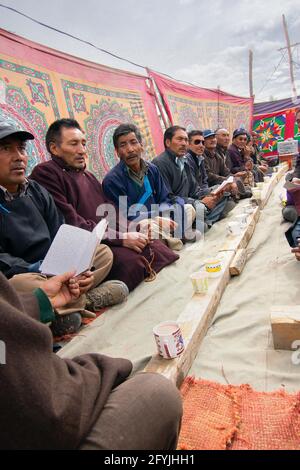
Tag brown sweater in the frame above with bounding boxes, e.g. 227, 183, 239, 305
204, 149, 230, 186
0, 273, 132, 449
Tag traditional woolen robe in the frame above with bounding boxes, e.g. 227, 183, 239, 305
0, 272, 132, 449
30, 157, 179, 291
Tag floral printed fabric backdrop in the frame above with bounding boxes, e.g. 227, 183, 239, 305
148, 70, 253, 138
0, 29, 164, 181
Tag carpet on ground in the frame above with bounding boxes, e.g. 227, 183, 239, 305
178, 377, 300, 450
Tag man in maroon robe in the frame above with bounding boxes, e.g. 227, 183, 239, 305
31, 119, 179, 292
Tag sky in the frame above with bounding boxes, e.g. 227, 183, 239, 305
0, 0, 300, 102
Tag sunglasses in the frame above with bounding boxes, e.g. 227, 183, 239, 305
193, 139, 205, 145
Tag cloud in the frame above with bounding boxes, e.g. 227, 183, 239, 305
1, 0, 300, 101
179, 0, 195, 4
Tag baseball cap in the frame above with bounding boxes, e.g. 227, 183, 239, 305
0, 121, 34, 141
203, 129, 216, 139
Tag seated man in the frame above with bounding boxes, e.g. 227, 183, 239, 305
0, 271, 182, 450
283, 165, 300, 224
215, 127, 252, 198
31, 119, 179, 292
0, 121, 128, 336
250, 131, 274, 168
202, 128, 251, 201
152, 126, 234, 231
285, 177, 300, 253
186, 130, 210, 199
227, 128, 264, 183
102, 123, 190, 249
215, 128, 231, 163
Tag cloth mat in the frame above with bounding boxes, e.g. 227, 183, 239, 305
178, 377, 300, 450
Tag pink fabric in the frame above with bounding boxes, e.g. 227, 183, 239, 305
149, 70, 253, 135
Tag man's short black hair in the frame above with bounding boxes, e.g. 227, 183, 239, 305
164, 126, 186, 148
113, 123, 142, 149
46, 119, 82, 153
188, 130, 203, 142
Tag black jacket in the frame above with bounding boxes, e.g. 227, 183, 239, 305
186, 151, 210, 198
152, 150, 202, 204
0, 180, 63, 278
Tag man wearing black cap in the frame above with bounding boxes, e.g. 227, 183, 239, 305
203, 129, 252, 199
0, 120, 119, 336
227, 128, 264, 183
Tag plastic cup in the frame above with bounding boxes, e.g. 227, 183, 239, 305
205, 259, 223, 278
190, 271, 209, 294
227, 221, 242, 236
243, 204, 253, 215
252, 188, 261, 200
235, 213, 247, 227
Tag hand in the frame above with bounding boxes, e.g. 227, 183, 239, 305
201, 195, 217, 210
230, 181, 239, 195
244, 145, 252, 158
258, 165, 268, 173
291, 246, 300, 261
292, 178, 300, 185
41, 272, 80, 309
76, 271, 94, 295
155, 216, 178, 233
245, 160, 254, 171
123, 231, 149, 254
235, 171, 247, 178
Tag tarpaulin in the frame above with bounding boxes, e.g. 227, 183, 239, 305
0, 29, 164, 180
149, 70, 253, 137
253, 97, 300, 156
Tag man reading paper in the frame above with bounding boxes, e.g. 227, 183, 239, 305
0, 121, 128, 336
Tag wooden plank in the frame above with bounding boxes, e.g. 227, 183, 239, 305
143, 166, 287, 386
271, 306, 300, 350
144, 251, 235, 387
229, 248, 247, 276
260, 164, 287, 209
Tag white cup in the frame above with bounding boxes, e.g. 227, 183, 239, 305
190, 271, 209, 294
252, 188, 261, 200
153, 321, 185, 359
235, 213, 247, 227
227, 221, 242, 236
205, 259, 223, 278
243, 204, 253, 215
256, 182, 264, 189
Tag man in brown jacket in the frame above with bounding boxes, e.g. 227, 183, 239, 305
0, 271, 182, 450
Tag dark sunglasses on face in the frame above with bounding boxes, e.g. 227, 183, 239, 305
193, 139, 205, 145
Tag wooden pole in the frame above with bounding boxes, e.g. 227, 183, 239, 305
249, 50, 254, 99
282, 14, 298, 100
217, 85, 220, 128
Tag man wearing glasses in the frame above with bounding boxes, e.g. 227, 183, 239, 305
187, 130, 210, 199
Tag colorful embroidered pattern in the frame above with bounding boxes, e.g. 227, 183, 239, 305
0, 31, 162, 182
253, 115, 285, 153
